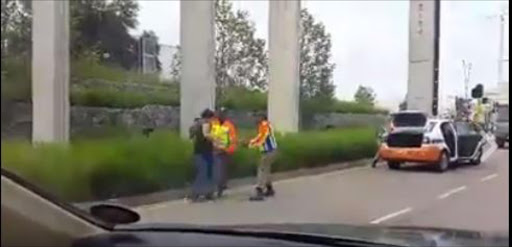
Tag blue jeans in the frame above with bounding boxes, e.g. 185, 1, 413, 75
191, 153, 214, 197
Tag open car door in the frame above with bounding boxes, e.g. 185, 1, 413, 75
454, 121, 483, 158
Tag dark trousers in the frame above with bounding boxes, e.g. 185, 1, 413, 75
191, 153, 214, 197
214, 152, 230, 191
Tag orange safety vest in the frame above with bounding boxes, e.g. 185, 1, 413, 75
249, 120, 277, 153
223, 119, 237, 154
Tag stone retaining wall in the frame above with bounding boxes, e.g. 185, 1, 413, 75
1, 101, 386, 139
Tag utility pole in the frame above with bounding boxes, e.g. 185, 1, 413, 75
487, 5, 509, 86
497, 8, 508, 85
462, 60, 472, 99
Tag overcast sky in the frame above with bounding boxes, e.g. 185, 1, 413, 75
133, 0, 509, 110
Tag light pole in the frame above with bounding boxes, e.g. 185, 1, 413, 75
497, 10, 508, 85
462, 60, 472, 99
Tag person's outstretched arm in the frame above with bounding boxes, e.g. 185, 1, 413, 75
249, 122, 269, 148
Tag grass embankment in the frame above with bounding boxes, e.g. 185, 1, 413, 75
1, 57, 388, 114
1, 127, 377, 202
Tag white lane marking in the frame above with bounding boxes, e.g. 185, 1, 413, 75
481, 143, 497, 162
437, 186, 467, 200
481, 173, 499, 182
370, 207, 412, 224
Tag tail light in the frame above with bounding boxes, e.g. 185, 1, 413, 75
389, 122, 395, 132
423, 136, 431, 144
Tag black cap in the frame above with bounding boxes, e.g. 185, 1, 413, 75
201, 108, 214, 118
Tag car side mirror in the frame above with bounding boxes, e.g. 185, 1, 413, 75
89, 203, 140, 225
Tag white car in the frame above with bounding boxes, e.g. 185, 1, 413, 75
379, 117, 486, 172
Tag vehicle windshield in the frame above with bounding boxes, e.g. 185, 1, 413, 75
497, 105, 509, 122
1, 0, 509, 246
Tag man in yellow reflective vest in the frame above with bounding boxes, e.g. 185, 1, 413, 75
472, 100, 485, 132
211, 112, 232, 197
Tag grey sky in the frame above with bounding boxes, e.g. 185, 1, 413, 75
133, 0, 508, 110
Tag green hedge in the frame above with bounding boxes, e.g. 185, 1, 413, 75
72, 58, 172, 85
1, 127, 377, 202
71, 88, 179, 108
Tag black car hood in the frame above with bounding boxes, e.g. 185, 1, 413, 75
118, 223, 509, 247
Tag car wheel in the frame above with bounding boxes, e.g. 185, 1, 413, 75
496, 139, 505, 148
388, 161, 401, 170
436, 151, 449, 173
471, 148, 483, 165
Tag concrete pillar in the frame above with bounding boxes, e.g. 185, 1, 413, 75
180, 0, 216, 138
268, 0, 301, 133
406, 0, 440, 117
31, 0, 70, 142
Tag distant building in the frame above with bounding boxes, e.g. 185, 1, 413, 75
138, 35, 159, 74
158, 44, 178, 81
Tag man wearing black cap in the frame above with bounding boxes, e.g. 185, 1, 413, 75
187, 109, 216, 202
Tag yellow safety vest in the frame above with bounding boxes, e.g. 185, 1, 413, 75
211, 122, 230, 150
473, 103, 484, 123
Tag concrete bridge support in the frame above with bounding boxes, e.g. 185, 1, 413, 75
407, 0, 441, 116
268, 0, 301, 133
31, 0, 70, 142
179, 0, 216, 138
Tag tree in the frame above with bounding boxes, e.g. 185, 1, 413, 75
1, 0, 31, 57
215, 0, 267, 92
169, 0, 268, 96
70, 0, 140, 69
299, 9, 336, 100
1, 0, 142, 70
170, 4, 336, 100
354, 85, 376, 106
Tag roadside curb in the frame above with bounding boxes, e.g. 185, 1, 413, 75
76, 158, 372, 209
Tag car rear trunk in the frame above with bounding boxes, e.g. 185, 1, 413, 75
386, 131, 424, 148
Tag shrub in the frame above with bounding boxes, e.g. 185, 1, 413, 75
71, 88, 179, 108
71, 56, 174, 85
1, 56, 32, 102
331, 100, 388, 114
220, 87, 267, 111
2, 131, 193, 201
1, 127, 377, 202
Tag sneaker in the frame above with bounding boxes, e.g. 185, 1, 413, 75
204, 193, 215, 201
185, 194, 200, 203
217, 188, 224, 198
264, 184, 275, 197
249, 187, 265, 201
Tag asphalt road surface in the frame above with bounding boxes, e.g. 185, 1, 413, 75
137, 145, 508, 233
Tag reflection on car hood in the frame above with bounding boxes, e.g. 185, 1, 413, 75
119, 223, 509, 247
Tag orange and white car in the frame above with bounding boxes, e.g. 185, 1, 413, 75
379, 112, 486, 172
